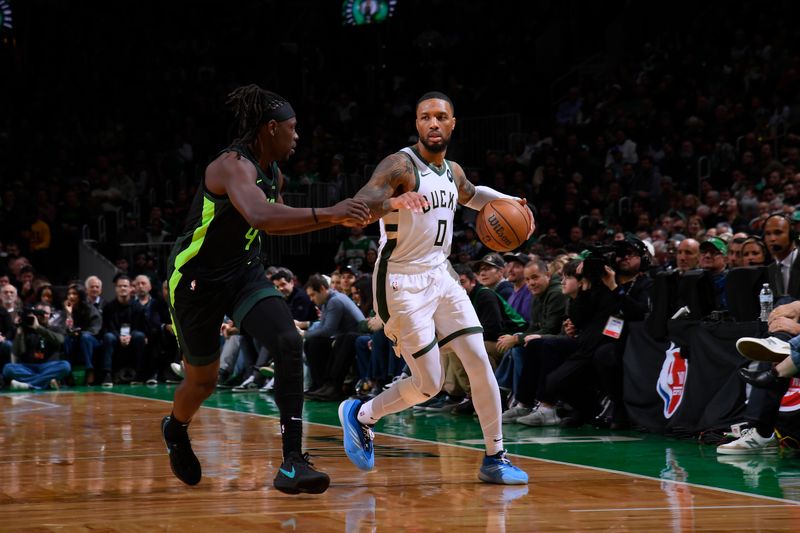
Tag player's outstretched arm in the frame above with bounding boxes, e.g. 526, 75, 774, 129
354, 153, 425, 224
220, 156, 370, 234
452, 161, 535, 238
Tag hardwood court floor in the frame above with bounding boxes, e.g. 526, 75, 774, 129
2, 388, 800, 531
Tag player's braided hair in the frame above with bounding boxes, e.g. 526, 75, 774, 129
226, 84, 290, 145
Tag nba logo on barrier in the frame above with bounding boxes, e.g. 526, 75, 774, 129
656, 342, 688, 418
779, 378, 800, 412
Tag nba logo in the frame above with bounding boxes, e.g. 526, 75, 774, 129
656, 342, 688, 418
779, 378, 800, 412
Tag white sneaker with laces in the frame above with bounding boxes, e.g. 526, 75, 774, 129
10, 379, 32, 390
259, 377, 275, 393
233, 375, 258, 392
170, 362, 185, 378
736, 337, 791, 363
717, 427, 779, 454
502, 404, 533, 423
517, 404, 561, 427
383, 373, 408, 390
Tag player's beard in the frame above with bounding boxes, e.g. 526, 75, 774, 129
420, 134, 450, 153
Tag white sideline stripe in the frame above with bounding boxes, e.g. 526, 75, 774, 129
95, 390, 800, 506
0, 395, 64, 413
571, 504, 796, 512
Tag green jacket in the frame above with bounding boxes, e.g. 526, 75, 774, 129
525, 275, 568, 336
12, 325, 65, 364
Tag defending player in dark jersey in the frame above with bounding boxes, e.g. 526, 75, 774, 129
161, 84, 369, 494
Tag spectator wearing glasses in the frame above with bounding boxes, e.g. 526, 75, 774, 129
699, 237, 729, 310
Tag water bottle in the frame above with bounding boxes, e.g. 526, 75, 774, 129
759, 283, 773, 322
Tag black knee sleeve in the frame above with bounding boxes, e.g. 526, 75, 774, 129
241, 298, 305, 455
274, 330, 304, 404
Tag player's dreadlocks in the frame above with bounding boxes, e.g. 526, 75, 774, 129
226, 84, 295, 145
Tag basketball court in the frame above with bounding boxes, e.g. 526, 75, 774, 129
2, 387, 799, 531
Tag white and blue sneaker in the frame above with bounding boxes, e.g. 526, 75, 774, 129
338, 399, 375, 471
478, 450, 529, 485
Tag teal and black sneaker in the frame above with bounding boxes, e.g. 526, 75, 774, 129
161, 416, 202, 486
478, 450, 529, 485
338, 399, 375, 471
273, 451, 331, 494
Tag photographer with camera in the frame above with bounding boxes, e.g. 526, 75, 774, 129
3, 303, 70, 390
543, 236, 653, 428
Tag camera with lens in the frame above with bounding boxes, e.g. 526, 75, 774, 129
22, 306, 46, 329
581, 245, 619, 283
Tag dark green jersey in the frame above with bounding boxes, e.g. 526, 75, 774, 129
167, 144, 279, 283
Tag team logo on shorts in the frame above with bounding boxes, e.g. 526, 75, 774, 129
391, 280, 399, 291
656, 342, 687, 419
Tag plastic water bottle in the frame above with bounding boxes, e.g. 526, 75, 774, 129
759, 283, 773, 322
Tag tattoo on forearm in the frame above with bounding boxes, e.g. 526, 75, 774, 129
454, 164, 475, 204
356, 154, 414, 220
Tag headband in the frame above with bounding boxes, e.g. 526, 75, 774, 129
264, 102, 296, 123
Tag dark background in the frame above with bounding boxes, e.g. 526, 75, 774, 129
2, 0, 800, 282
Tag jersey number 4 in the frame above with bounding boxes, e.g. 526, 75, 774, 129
244, 227, 259, 251
434, 220, 447, 247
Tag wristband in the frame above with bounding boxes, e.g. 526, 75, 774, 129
463, 185, 517, 211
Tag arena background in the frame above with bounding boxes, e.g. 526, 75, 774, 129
4, 0, 796, 284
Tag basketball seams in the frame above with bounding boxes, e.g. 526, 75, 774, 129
476, 206, 501, 251
499, 197, 532, 226
476, 198, 532, 252
490, 206, 523, 245
476, 208, 498, 250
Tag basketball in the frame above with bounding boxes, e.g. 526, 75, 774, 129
476, 198, 533, 252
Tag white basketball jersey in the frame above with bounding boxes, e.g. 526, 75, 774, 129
377, 147, 458, 270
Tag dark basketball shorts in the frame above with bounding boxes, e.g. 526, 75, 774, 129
167, 265, 281, 366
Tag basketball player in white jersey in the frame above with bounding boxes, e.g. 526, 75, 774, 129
338, 92, 531, 484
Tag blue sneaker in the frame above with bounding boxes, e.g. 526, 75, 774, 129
478, 450, 528, 485
338, 399, 375, 471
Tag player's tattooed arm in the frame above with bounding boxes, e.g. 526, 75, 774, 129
354, 153, 422, 223
451, 161, 476, 205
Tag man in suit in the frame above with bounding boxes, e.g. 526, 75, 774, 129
764, 214, 800, 304
723, 214, 800, 453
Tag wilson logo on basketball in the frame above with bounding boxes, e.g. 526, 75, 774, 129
779, 377, 800, 412
476, 198, 532, 253
656, 343, 687, 418
487, 214, 512, 245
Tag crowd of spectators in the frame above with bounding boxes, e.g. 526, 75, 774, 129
5, 1, 800, 464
